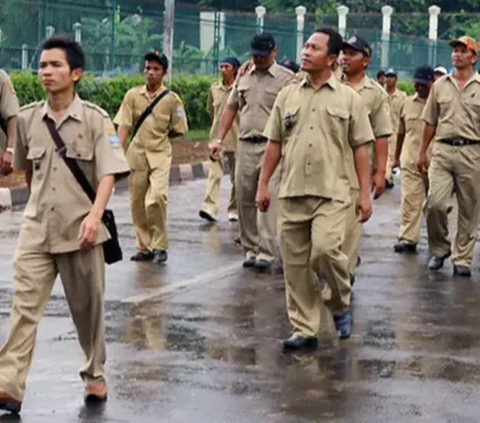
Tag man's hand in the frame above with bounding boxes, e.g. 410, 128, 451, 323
0, 152, 13, 176
238, 60, 253, 77
209, 139, 223, 161
255, 183, 270, 212
417, 152, 429, 174
372, 171, 386, 199
78, 211, 102, 251
356, 192, 373, 223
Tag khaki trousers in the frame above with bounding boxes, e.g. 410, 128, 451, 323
236, 141, 280, 262
279, 197, 351, 337
0, 245, 106, 401
342, 190, 362, 277
426, 143, 480, 266
201, 151, 237, 216
129, 153, 171, 251
398, 167, 428, 244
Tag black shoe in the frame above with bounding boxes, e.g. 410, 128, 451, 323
385, 179, 394, 189
254, 259, 272, 270
350, 274, 355, 287
282, 333, 318, 351
130, 251, 154, 262
199, 210, 217, 222
428, 254, 449, 270
453, 265, 471, 277
356, 256, 361, 267
153, 249, 168, 264
234, 237, 242, 246
394, 239, 417, 254
333, 312, 352, 339
243, 257, 256, 268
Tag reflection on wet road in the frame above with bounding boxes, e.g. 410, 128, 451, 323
0, 177, 480, 422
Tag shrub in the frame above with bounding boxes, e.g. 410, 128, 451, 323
10, 72, 217, 130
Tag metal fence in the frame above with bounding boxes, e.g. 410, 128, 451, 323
0, 0, 454, 76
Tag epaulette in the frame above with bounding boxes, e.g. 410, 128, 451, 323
19, 100, 43, 112
83, 101, 109, 118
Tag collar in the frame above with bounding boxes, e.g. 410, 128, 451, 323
341, 74, 374, 92
139, 84, 166, 98
41, 94, 83, 122
217, 80, 234, 92
412, 92, 427, 103
300, 73, 338, 90
249, 61, 279, 77
446, 72, 480, 89
389, 89, 401, 98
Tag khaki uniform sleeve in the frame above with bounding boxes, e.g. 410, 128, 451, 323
94, 116, 130, 182
13, 113, 30, 171
371, 91, 393, 138
263, 92, 284, 143
0, 71, 20, 121
113, 90, 135, 128
169, 95, 188, 137
349, 91, 375, 148
227, 81, 240, 109
421, 83, 439, 126
207, 87, 214, 116
398, 102, 406, 135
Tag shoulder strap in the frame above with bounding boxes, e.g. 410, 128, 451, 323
131, 89, 170, 141
44, 116, 96, 203
0, 117, 7, 136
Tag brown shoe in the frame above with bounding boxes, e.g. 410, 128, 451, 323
0, 391, 22, 414
84, 382, 108, 403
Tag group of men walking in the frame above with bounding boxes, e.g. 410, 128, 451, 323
0, 26, 480, 414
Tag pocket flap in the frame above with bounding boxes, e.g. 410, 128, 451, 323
327, 105, 349, 119
26, 146, 46, 160
66, 146, 94, 161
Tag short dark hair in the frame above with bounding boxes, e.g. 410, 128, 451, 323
42, 35, 85, 71
376, 70, 385, 78
144, 52, 169, 71
314, 27, 343, 56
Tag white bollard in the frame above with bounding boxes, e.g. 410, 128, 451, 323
295, 6, 306, 64
381, 5, 393, 69
255, 6, 266, 34
337, 5, 349, 38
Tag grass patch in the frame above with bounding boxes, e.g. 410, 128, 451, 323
180, 128, 210, 142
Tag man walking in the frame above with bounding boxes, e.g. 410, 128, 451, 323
384, 68, 407, 188
0, 36, 129, 413
393, 66, 434, 253
0, 69, 19, 176
418, 36, 480, 277
257, 28, 374, 350
199, 57, 241, 223
115, 51, 188, 264
210, 34, 295, 270
339, 36, 393, 284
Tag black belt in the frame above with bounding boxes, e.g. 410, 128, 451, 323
241, 136, 268, 144
438, 138, 480, 146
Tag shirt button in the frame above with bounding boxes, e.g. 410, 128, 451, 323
53, 167, 57, 171
51, 207, 55, 211
310, 126, 314, 130
309, 143, 312, 147
312, 109, 316, 112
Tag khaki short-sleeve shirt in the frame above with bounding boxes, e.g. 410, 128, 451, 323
114, 85, 189, 169
208, 82, 238, 152
346, 75, 393, 139
421, 73, 480, 141
0, 69, 20, 153
14, 95, 130, 254
263, 75, 374, 202
388, 89, 407, 139
398, 94, 428, 171
227, 62, 295, 139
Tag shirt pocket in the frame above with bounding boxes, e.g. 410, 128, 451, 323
264, 88, 279, 109
237, 86, 250, 109
326, 105, 349, 141
66, 144, 96, 186
281, 106, 300, 138
26, 146, 47, 175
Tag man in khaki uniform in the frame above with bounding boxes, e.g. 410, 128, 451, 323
385, 68, 407, 188
393, 66, 435, 254
340, 36, 393, 283
418, 36, 480, 277
210, 34, 295, 270
257, 28, 374, 350
0, 36, 129, 414
0, 69, 20, 176
199, 57, 240, 222
115, 51, 188, 264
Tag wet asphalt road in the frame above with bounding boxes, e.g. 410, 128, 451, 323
1, 175, 480, 422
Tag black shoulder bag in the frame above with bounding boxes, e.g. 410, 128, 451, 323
44, 116, 122, 265
130, 89, 170, 140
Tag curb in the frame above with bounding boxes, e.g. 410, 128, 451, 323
0, 160, 226, 209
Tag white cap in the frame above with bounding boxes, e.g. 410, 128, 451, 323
434, 66, 447, 75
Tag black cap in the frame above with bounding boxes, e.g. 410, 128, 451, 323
342, 35, 371, 57
144, 50, 169, 71
376, 69, 385, 78
250, 34, 275, 57
279, 58, 300, 73
385, 68, 397, 77
413, 65, 434, 85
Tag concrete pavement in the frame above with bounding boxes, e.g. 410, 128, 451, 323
0, 176, 480, 422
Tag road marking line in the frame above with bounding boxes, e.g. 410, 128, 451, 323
121, 261, 243, 304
